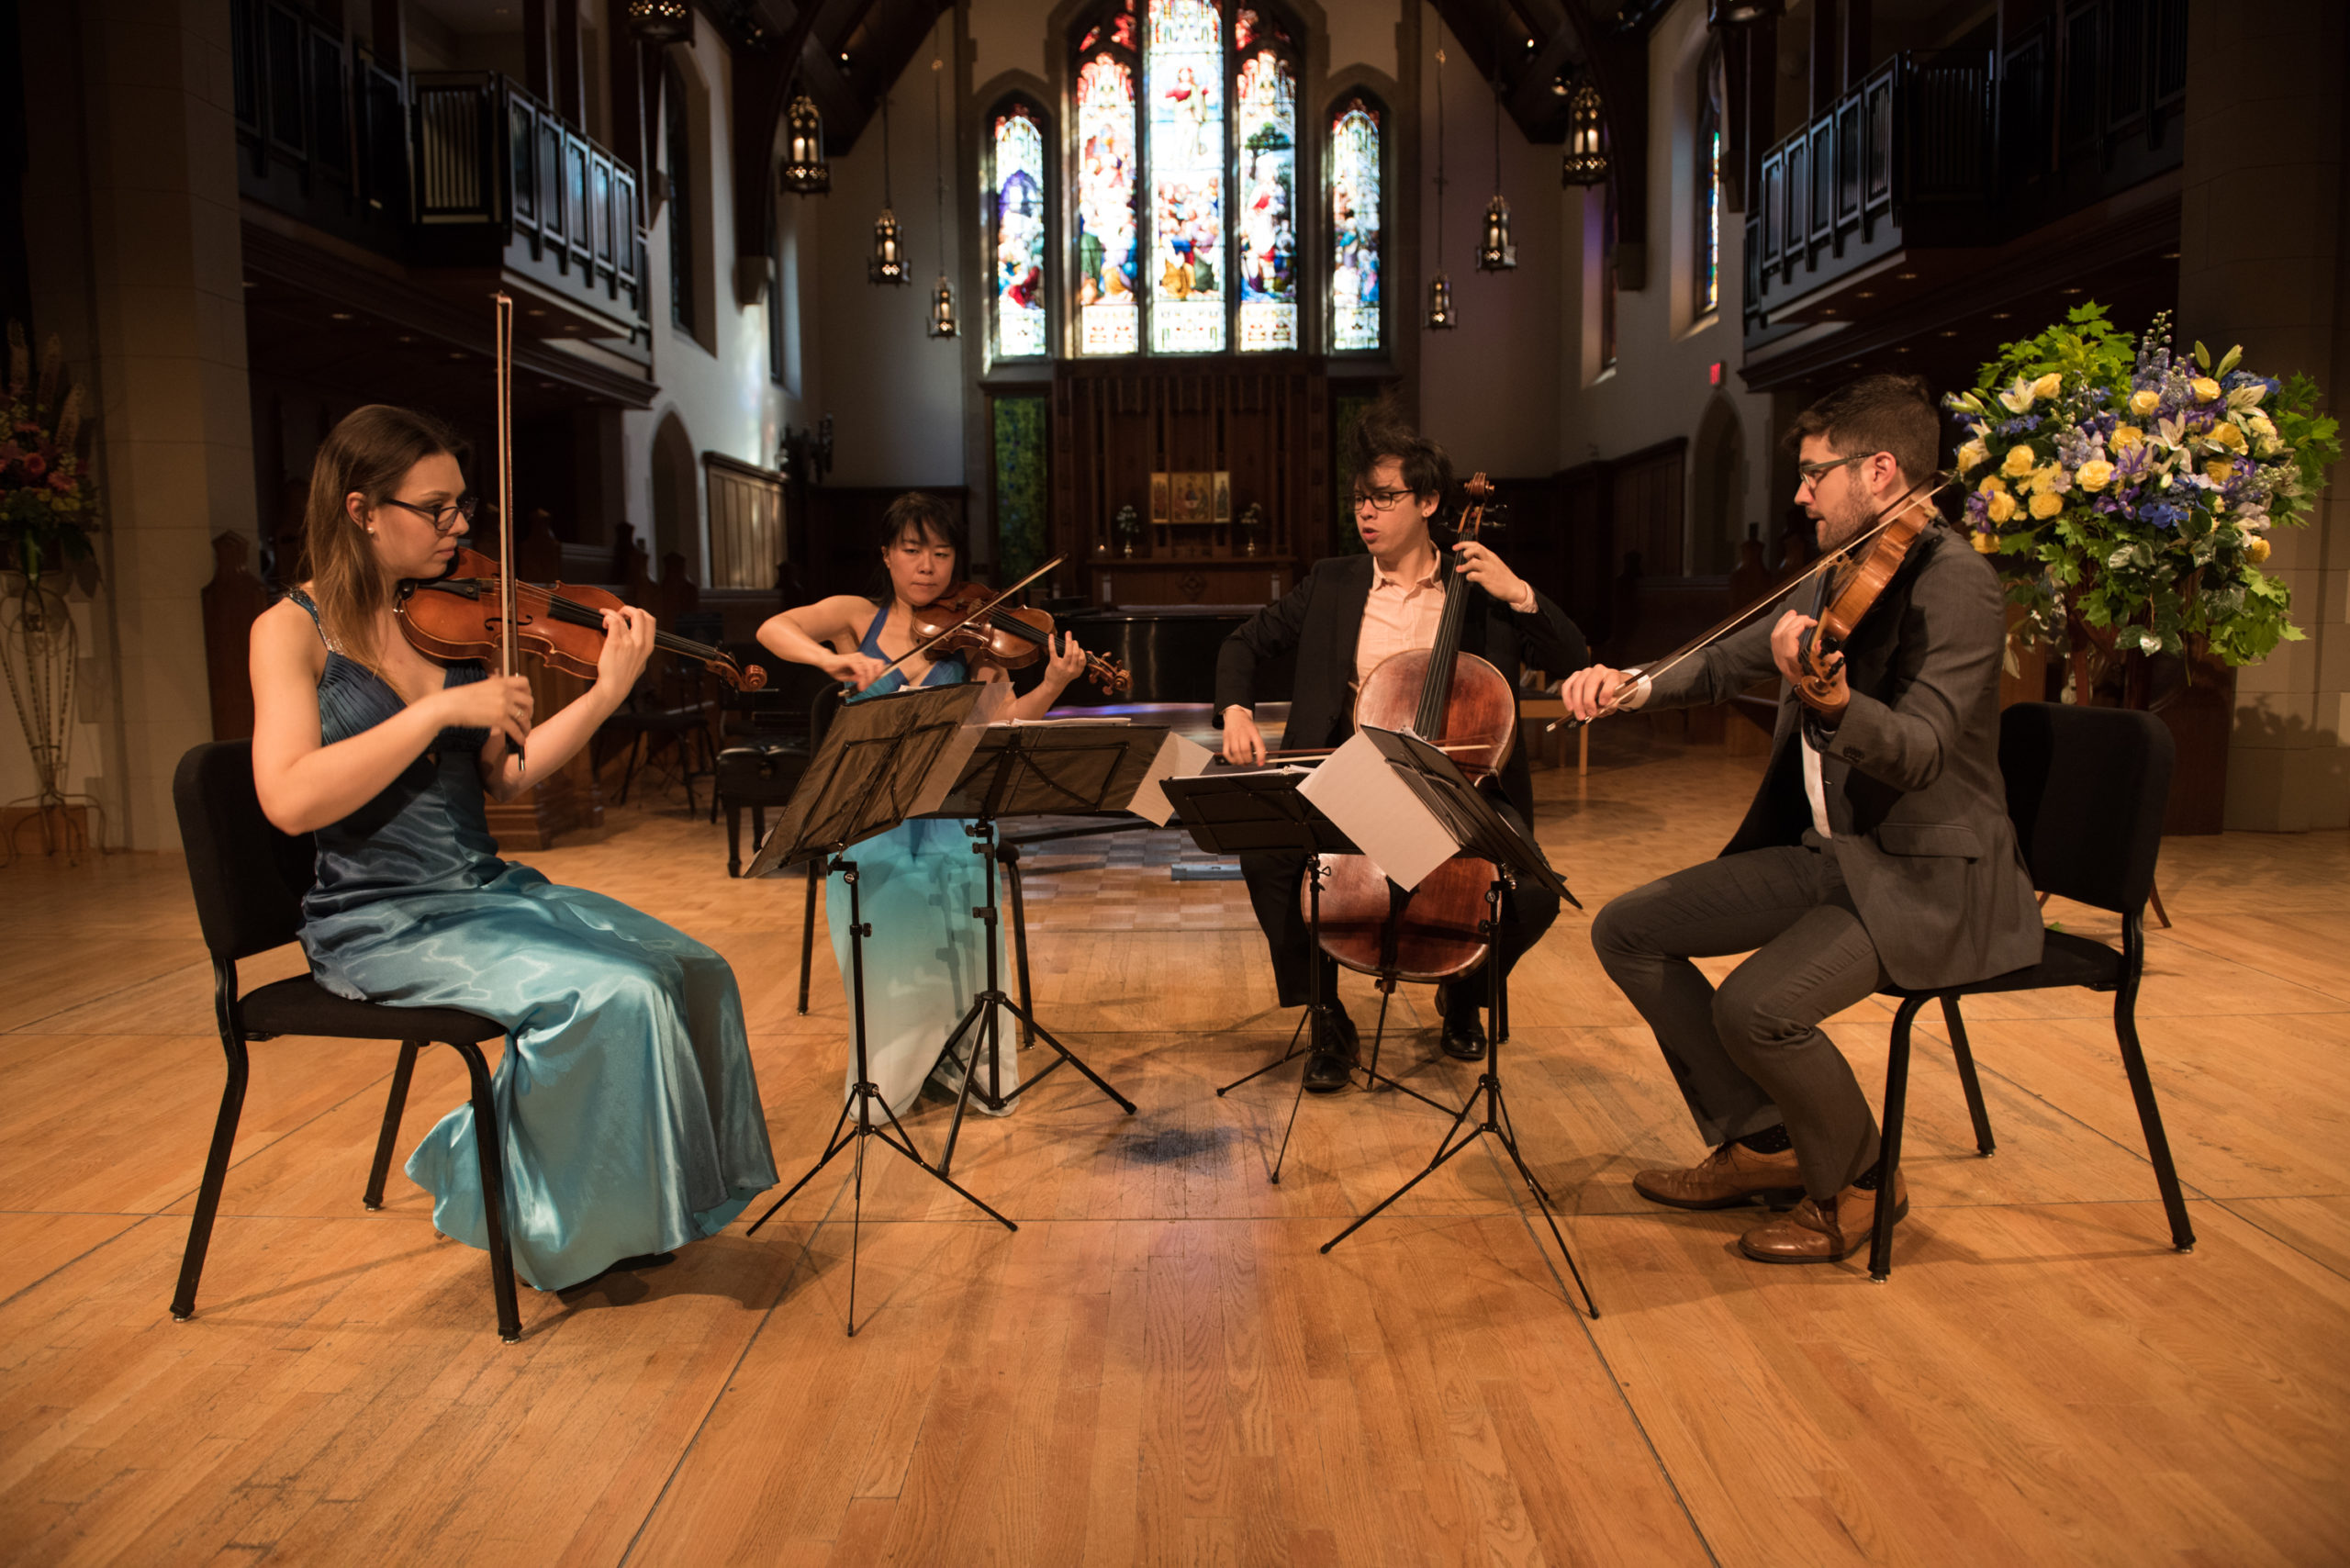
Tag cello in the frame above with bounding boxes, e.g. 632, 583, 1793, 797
1309, 475, 1516, 987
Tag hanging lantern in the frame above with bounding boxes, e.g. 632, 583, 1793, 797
1427, 272, 1458, 330
927, 276, 958, 338
868, 97, 909, 285
1476, 196, 1516, 272
1476, 67, 1516, 272
1561, 80, 1608, 188
779, 93, 830, 195
869, 210, 909, 286
623, 0, 691, 44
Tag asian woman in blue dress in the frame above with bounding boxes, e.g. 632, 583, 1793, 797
247, 404, 778, 1294
755, 495, 1089, 1117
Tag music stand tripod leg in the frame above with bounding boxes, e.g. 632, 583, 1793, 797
1322, 874, 1599, 1320
744, 856, 1017, 1336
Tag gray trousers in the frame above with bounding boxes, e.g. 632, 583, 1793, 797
1590, 840, 1886, 1201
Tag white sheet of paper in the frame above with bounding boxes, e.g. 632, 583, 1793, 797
1125, 731, 1213, 826
1297, 731, 1456, 890
906, 678, 1012, 818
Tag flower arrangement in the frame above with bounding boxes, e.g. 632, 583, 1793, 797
1, 323, 98, 584
1946, 303, 2337, 671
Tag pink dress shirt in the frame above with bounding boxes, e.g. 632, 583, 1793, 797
1353, 552, 1538, 693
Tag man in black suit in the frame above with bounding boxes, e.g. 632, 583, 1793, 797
1563, 375, 2042, 1264
1215, 410, 1587, 1092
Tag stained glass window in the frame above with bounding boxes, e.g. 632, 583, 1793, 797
1233, 51, 1295, 351
1075, 54, 1139, 354
1695, 43, 1722, 319
991, 103, 1048, 358
1328, 96, 1381, 353
1146, 0, 1225, 353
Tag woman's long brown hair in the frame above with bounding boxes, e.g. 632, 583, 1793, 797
302, 405, 467, 670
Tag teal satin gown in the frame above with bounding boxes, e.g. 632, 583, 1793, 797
828, 607, 1014, 1116
286, 591, 778, 1291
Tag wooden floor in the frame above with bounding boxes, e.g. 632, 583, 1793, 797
3, 726, 2346, 1566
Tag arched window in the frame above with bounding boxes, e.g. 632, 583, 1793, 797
1067, 0, 1307, 356
1694, 40, 1722, 319
1327, 92, 1382, 353
990, 98, 1050, 360
665, 64, 695, 332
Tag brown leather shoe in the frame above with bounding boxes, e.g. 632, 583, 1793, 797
1738, 1175, 1909, 1264
1632, 1140, 1806, 1211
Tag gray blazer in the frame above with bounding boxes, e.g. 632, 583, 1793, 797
1645, 527, 2042, 991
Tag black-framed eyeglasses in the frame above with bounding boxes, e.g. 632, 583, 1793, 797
1795, 454, 1874, 484
379, 493, 479, 535
1352, 486, 1415, 512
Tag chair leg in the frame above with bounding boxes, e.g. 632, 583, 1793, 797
725, 801, 743, 878
797, 857, 821, 1015
1939, 996, 1996, 1156
364, 1042, 423, 1210
172, 1023, 252, 1323
450, 1038, 523, 1342
2114, 997, 2196, 1253
1870, 996, 1927, 1282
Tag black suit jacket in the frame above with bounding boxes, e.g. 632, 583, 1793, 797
1214, 554, 1587, 819
1647, 527, 2042, 990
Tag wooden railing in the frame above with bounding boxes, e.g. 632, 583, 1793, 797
703, 454, 788, 592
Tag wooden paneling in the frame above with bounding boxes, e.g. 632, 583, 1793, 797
1607, 437, 1687, 579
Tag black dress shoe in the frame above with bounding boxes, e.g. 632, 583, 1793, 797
1440, 1008, 1487, 1061
1304, 1008, 1359, 1093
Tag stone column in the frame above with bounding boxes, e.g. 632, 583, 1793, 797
78, 0, 255, 849
2180, 0, 2349, 831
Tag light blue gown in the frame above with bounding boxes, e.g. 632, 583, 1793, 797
285, 591, 778, 1291
829, 607, 1014, 1116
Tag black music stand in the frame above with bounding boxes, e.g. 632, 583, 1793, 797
930, 722, 1163, 1176
1315, 727, 1598, 1318
1160, 770, 1455, 1185
740, 682, 1018, 1336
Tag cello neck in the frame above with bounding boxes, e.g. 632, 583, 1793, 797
1415, 474, 1492, 738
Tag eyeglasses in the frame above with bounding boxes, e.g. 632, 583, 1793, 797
1795, 454, 1874, 485
1352, 486, 1415, 513
379, 493, 479, 535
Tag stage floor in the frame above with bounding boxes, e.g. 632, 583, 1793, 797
2, 726, 2345, 1566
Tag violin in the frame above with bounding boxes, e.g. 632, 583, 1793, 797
1312, 475, 1516, 987
895, 569, 1133, 696
396, 546, 767, 690
1561, 471, 1955, 727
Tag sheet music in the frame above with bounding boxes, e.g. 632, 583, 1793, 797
1296, 732, 1456, 890
1125, 731, 1214, 827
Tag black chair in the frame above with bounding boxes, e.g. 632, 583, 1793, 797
170, 742, 521, 1342
1869, 702, 2195, 1281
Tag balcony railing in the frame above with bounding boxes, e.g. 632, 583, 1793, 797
230, 0, 646, 338
1743, 0, 2186, 339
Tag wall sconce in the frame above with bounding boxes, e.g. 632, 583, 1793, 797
779, 93, 829, 195
623, 0, 690, 44
1561, 80, 1607, 187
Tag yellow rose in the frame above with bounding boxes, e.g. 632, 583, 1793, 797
1956, 439, 1989, 475
2213, 421, 2248, 450
2191, 376, 2221, 402
2130, 389, 2161, 417
1986, 491, 2018, 524
2111, 424, 2145, 451
2027, 464, 2066, 496
1972, 529, 1999, 554
2031, 373, 2062, 400
2001, 444, 2037, 477
2246, 535, 2272, 564
2077, 459, 2116, 492
1977, 475, 2008, 494
2205, 459, 2236, 484
2028, 490, 2064, 520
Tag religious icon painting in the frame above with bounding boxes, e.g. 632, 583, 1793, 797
1172, 471, 1210, 523
1213, 471, 1232, 521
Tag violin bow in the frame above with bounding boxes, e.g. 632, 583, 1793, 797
1557, 471, 1955, 730
863, 554, 1067, 687
491, 291, 520, 682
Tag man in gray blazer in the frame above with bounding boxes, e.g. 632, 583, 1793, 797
1561, 375, 2041, 1264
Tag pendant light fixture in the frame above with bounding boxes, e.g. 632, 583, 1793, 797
925, 57, 957, 338
868, 95, 910, 286
1561, 77, 1608, 188
622, 0, 690, 45
780, 89, 830, 195
1427, 44, 1457, 330
1476, 62, 1516, 272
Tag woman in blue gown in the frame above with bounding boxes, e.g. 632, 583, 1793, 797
248, 405, 778, 1293
755, 495, 1090, 1115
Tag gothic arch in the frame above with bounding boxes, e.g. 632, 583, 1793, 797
649, 409, 699, 573
1690, 394, 1745, 574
